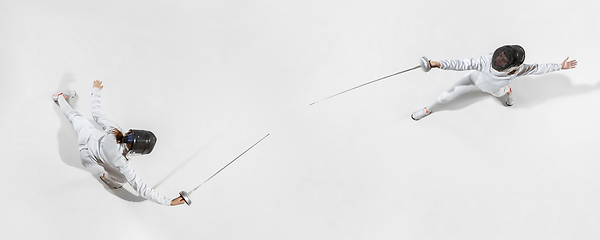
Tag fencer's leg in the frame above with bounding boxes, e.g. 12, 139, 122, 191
57, 95, 96, 136
56, 94, 104, 169
56, 93, 122, 188
57, 95, 84, 123
412, 74, 477, 121
99, 173, 123, 189
87, 163, 123, 189
87, 164, 106, 175
433, 75, 478, 108
496, 86, 513, 107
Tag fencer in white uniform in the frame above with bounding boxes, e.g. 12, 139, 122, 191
411, 45, 578, 120
53, 80, 185, 206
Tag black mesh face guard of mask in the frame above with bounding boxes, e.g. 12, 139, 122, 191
122, 129, 157, 155
492, 45, 525, 71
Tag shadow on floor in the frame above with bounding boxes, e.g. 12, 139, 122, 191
93, 176, 147, 202
152, 127, 231, 190
510, 75, 600, 109
430, 74, 600, 112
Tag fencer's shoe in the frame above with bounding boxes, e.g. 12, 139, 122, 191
99, 173, 123, 189
52, 90, 77, 104
411, 108, 432, 121
499, 91, 513, 107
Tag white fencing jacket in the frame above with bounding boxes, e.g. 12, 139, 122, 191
439, 53, 562, 94
84, 88, 171, 206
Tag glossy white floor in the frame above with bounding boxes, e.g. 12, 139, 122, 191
2, 1, 599, 239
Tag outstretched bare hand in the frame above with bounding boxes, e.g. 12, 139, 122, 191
561, 57, 577, 70
93, 80, 104, 90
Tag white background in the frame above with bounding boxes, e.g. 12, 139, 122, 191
1, 0, 599, 239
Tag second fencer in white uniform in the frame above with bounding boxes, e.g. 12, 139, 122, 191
411, 45, 578, 120
53, 80, 185, 206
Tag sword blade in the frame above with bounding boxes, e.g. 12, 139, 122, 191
188, 133, 270, 194
310, 65, 420, 106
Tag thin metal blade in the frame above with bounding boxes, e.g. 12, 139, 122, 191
310, 65, 421, 106
188, 133, 270, 194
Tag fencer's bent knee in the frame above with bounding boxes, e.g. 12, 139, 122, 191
79, 149, 95, 167
489, 85, 511, 97
437, 93, 451, 104
437, 86, 458, 104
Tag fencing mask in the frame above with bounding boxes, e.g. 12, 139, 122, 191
123, 129, 157, 155
492, 45, 525, 72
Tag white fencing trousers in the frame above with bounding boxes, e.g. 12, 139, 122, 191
436, 73, 479, 104
428, 72, 511, 111
57, 95, 105, 169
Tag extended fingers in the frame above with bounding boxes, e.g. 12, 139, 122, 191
94, 80, 104, 89
561, 57, 577, 69
569, 60, 577, 68
563, 60, 577, 69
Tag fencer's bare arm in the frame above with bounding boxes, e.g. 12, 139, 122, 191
93, 80, 104, 90
561, 57, 577, 70
171, 196, 186, 206
429, 61, 441, 68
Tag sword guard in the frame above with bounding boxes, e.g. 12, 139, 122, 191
420, 56, 431, 72
179, 191, 192, 206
